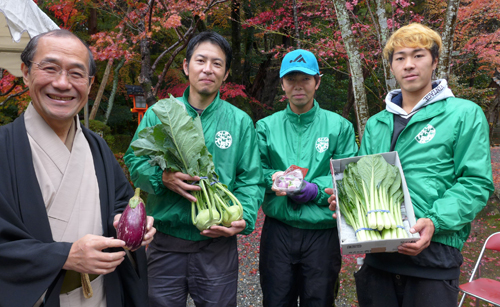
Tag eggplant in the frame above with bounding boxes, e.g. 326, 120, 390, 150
117, 188, 147, 250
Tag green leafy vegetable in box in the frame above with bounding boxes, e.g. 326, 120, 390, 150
337, 154, 408, 241
130, 96, 243, 231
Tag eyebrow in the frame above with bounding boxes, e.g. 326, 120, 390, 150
42, 57, 87, 71
194, 54, 225, 63
394, 48, 426, 56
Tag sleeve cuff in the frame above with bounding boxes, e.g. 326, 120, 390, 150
425, 212, 441, 235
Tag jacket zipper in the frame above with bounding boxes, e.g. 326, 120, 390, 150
297, 115, 302, 165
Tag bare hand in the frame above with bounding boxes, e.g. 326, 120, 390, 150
325, 188, 337, 218
113, 214, 156, 250
271, 171, 287, 197
63, 234, 126, 275
200, 219, 246, 238
162, 171, 201, 202
398, 218, 435, 256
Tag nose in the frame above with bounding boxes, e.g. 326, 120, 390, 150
52, 71, 73, 89
202, 62, 213, 74
403, 58, 415, 70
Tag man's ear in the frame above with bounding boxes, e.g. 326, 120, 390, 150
87, 76, 95, 94
183, 59, 189, 76
21, 63, 30, 87
223, 69, 230, 82
432, 57, 438, 71
315, 76, 321, 90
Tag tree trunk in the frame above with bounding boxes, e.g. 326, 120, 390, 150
333, 0, 370, 139
90, 58, 113, 120
88, 7, 98, 36
231, 0, 242, 83
437, 0, 460, 80
138, 20, 156, 107
374, 0, 396, 92
342, 77, 355, 119
293, 0, 300, 48
487, 88, 500, 146
241, 0, 255, 88
104, 58, 126, 125
247, 53, 280, 120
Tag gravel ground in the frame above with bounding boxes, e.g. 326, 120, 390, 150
188, 208, 358, 307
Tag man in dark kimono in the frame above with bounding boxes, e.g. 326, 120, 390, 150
0, 29, 155, 307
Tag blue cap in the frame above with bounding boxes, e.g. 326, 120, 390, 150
279, 49, 320, 78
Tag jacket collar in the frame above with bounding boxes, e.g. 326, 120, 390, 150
285, 100, 319, 125
385, 79, 454, 119
180, 86, 222, 119
376, 98, 449, 126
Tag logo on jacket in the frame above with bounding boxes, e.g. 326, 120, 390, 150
215, 131, 232, 149
315, 137, 329, 153
415, 124, 436, 144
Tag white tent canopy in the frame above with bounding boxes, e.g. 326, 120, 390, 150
0, 0, 59, 77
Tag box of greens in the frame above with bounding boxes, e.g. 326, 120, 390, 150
330, 152, 420, 255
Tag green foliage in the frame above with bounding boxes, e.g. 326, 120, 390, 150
82, 119, 130, 153
0, 104, 19, 126
448, 74, 495, 110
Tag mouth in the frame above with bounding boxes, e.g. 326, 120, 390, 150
293, 94, 306, 99
403, 74, 418, 80
47, 94, 74, 101
200, 79, 215, 84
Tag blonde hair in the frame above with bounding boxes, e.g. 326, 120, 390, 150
383, 23, 442, 63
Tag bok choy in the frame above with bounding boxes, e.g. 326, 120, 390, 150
337, 154, 408, 241
130, 96, 243, 231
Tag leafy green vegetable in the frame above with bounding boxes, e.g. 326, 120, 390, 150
337, 154, 408, 241
131, 96, 243, 231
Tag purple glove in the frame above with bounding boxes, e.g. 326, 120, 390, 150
288, 181, 318, 204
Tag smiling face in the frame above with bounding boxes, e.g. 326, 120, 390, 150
390, 46, 437, 102
183, 41, 229, 107
281, 72, 320, 114
22, 35, 94, 130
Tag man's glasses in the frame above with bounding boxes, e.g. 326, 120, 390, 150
31, 61, 92, 85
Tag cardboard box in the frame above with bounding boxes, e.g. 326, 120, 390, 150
330, 152, 420, 255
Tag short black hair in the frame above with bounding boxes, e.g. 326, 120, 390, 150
185, 31, 232, 74
20, 29, 96, 80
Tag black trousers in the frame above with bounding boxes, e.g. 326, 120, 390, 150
259, 217, 342, 307
355, 263, 460, 307
147, 236, 238, 307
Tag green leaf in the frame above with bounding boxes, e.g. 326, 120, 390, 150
357, 154, 388, 189
131, 125, 168, 156
151, 97, 209, 176
389, 165, 402, 196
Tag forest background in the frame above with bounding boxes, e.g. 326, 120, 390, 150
1, 0, 500, 149
1, 0, 500, 305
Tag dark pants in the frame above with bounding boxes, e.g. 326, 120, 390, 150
354, 263, 460, 307
147, 236, 238, 307
259, 217, 342, 307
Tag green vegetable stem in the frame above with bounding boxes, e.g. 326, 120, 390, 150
131, 96, 244, 232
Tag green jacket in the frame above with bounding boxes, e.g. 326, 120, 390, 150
256, 101, 358, 229
124, 88, 265, 241
359, 97, 494, 251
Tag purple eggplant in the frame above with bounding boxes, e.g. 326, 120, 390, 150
117, 188, 146, 250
